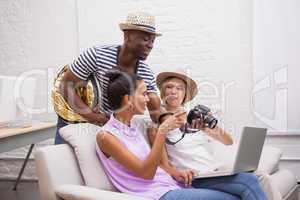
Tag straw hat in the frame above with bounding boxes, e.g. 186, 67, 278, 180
156, 69, 198, 103
119, 11, 162, 36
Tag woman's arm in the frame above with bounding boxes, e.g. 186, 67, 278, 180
97, 112, 185, 180
147, 126, 196, 186
191, 117, 233, 145
147, 127, 172, 171
97, 129, 166, 179
202, 126, 233, 145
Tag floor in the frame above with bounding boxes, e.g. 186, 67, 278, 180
0, 180, 299, 200
0, 180, 40, 200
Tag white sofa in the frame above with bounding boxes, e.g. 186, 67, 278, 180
34, 119, 299, 200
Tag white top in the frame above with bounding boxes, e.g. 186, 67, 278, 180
165, 128, 223, 173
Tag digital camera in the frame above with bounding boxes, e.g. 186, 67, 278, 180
186, 104, 218, 129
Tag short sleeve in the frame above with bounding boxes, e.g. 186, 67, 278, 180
69, 47, 98, 80
146, 69, 158, 93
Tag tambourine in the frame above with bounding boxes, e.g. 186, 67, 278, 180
51, 65, 99, 122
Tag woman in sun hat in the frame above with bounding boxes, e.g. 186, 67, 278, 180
146, 69, 267, 200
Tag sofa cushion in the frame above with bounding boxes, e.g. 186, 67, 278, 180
59, 123, 116, 191
55, 184, 148, 200
256, 146, 282, 175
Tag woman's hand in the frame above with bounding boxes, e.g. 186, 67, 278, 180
169, 168, 197, 186
190, 112, 213, 131
191, 118, 206, 130
158, 111, 186, 135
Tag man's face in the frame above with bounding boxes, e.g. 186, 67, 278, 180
125, 30, 156, 60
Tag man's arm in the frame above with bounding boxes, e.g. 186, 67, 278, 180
147, 92, 162, 123
59, 67, 108, 125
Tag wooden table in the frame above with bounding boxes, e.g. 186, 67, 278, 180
0, 122, 56, 190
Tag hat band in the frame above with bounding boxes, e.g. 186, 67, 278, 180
132, 23, 156, 33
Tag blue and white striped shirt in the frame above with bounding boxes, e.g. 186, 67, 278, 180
70, 44, 157, 116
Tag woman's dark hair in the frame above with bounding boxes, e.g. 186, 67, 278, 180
106, 70, 143, 110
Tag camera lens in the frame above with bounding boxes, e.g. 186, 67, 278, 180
205, 116, 218, 129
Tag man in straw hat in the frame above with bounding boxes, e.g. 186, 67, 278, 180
54, 11, 163, 144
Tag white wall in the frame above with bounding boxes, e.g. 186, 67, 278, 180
0, 0, 78, 122
0, 0, 79, 179
253, 0, 300, 181
253, 0, 300, 133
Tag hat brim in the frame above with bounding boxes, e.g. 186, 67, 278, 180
119, 23, 162, 36
156, 72, 198, 103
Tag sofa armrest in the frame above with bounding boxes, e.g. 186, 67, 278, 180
269, 169, 298, 199
55, 185, 149, 200
35, 144, 84, 200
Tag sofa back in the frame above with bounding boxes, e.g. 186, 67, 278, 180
58, 123, 117, 191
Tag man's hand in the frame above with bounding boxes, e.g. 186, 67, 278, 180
85, 112, 109, 126
59, 67, 109, 126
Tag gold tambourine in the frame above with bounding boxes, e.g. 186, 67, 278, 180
51, 65, 99, 122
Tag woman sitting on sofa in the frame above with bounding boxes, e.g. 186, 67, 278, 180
147, 70, 267, 200
95, 70, 243, 200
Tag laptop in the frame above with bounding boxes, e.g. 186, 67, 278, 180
194, 126, 267, 179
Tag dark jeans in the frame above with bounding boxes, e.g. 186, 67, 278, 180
54, 116, 69, 145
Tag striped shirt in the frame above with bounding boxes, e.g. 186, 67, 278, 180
69, 44, 157, 116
